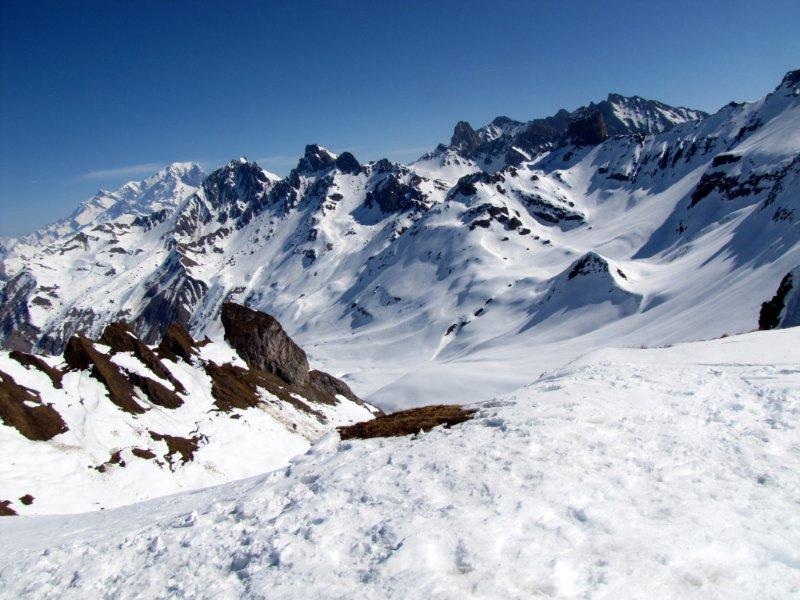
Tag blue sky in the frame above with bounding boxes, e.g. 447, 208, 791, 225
1, 0, 798, 237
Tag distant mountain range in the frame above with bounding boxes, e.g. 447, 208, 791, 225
1, 70, 798, 414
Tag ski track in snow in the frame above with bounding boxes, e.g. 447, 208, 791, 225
1, 328, 798, 599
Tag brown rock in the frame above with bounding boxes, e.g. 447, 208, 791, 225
99, 322, 185, 393
63, 336, 144, 414
338, 404, 475, 440
0, 369, 68, 441
9, 350, 63, 389
308, 369, 362, 406
128, 372, 183, 409
157, 322, 199, 362
220, 302, 310, 385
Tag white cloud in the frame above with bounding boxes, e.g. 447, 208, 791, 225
76, 162, 166, 181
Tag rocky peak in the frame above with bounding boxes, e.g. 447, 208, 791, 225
777, 69, 800, 92
334, 151, 364, 175
567, 252, 612, 279
451, 121, 482, 155
297, 144, 337, 174
220, 302, 310, 386
201, 158, 273, 210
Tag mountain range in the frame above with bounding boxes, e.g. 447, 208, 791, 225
1, 70, 800, 513
2, 71, 798, 412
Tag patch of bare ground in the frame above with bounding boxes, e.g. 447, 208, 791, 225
95, 447, 158, 472
338, 404, 476, 440
204, 361, 327, 419
149, 431, 206, 466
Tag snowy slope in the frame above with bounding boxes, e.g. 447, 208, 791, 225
1, 327, 797, 598
1, 71, 798, 412
0, 305, 377, 514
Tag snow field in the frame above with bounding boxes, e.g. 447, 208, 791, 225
1, 328, 797, 598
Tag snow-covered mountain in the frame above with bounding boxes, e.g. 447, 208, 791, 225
0, 162, 205, 265
1, 71, 798, 413
421, 92, 708, 173
0, 302, 377, 514
2, 326, 798, 596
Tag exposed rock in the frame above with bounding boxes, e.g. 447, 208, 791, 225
133, 249, 208, 344
0, 369, 68, 441
99, 322, 185, 393
9, 351, 63, 389
451, 121, 482, 155
220, 302, 310, 385
156, 322, 199, 362
128, 372, 183, 409
338, 404, 475, 440
364, 175, 427, 214
0, 500, 16, 516
0, 271, 39, 352
308, 369, 363, 406
759, 269, 799, 329
18, 494, 34, 506
297, 144, 336, 173
63, 336, 144, 414
131, 448, 156, 460
566, 110, 608, 146
568, 252, 612, 279
149, 431, 205, 466
712, 153, 742, 167
205, 361, 270, 412
334, 151, 363, 175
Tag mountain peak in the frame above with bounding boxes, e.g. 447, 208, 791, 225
451, 121, 481, 155
297, 144, 336, 173
334, 151, 363, 174
777, 69, 800, 91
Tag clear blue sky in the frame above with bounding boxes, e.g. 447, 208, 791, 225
1, 0, 798, 236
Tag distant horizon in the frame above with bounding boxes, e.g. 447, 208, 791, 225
1, 0, 798, 237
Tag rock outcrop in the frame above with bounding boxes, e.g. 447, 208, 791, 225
451, 121, 482, 155
566, 110, 608, 146
0, 369, 68, 441
220, 302, 310, 385
759, 268, 799, 330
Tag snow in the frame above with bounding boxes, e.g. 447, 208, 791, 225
1, 328, 798, 598
0, 334, 376, 515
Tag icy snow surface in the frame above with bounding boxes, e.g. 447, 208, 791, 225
1, 328, 798, 599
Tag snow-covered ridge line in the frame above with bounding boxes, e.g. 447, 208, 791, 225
1, 327, 797, 597
0, 302, 378, 515
0, 69, 798, 412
